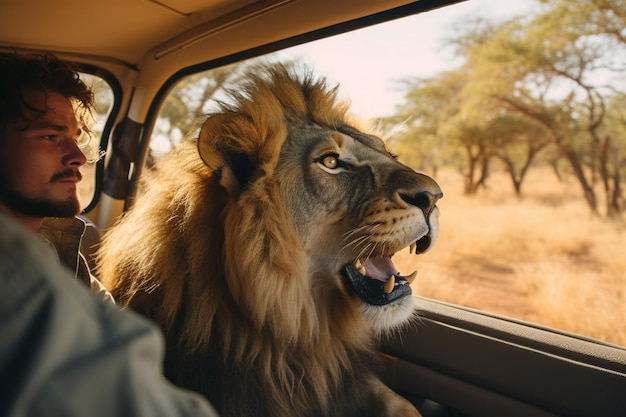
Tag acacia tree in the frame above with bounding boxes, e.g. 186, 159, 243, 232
541, 0, 626, 217
453, 0, 625, 215
387, 69, 502, 195
488, 115, 551, 196
391, 0, 625, 208
442, 121, 495, 195
385, 70, 466, 178
600, 93, 626, 215
390, 16, 558, 196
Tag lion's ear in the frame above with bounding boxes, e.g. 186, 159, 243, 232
197, 113, 255, 195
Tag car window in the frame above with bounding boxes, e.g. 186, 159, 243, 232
77, 72, 115, 209
149, 0, 626, 347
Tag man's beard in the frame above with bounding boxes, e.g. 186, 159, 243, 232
0, 170, 81, 218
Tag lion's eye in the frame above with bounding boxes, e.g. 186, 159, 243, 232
321, 154, 338, 169
316, 152, 348, 174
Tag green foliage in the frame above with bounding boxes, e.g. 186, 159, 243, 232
155, 62, 253, 150
151, 58, 294, 157
384, 70, 466, 173
392, 0, 626, 214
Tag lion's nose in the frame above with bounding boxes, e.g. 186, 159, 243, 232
400, 190, 442, 217
397, 173, 443, 217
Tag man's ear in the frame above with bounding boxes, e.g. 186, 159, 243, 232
197, 113, 255, 196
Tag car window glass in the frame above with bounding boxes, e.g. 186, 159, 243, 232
149, 0, 626, 347
77, 72, 114, 209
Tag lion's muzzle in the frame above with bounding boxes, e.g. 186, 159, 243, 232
342, 170, 442, 308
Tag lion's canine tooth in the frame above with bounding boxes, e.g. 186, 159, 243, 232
410, 242, 416, 255
405, 270, 417, 284
354, 259, 366, 275
384, 275, 395, 294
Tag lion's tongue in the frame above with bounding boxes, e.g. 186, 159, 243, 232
363, 258, 398, 282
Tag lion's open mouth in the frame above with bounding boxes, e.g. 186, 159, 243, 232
344, 241, 423, 306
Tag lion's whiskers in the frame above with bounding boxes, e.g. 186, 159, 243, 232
340, 223, 384, 245
338, 224, 385, 262
342, 235, 369, 251
340, 225, 370, 244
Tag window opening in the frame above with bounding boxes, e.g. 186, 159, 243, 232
149, 0, 626, 347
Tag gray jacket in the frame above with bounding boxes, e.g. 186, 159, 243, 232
0, 212, 220, 417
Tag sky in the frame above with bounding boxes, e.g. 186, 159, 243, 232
275, 0, 539, 119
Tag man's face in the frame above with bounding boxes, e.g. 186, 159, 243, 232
0, 90, 87, 219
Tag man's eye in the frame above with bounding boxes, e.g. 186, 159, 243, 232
42, 135, 57, 141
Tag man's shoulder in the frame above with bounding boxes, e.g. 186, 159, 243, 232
0, 212, 57, 262
0, 212, 65, 313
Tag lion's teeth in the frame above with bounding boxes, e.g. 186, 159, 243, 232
410, 242, 416, 254
384, 275, 395, 294
354, 259, 366, 275
405, 270, 417, 284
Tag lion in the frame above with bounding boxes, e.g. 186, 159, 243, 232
98, 64, 442, 417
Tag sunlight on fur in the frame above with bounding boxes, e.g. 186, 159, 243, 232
98, 64, 441, 417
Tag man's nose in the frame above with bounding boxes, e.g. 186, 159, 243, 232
63, 138, 88, 167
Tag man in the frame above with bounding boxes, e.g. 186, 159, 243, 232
0, 52, 220, 417
0, 52, 111, 301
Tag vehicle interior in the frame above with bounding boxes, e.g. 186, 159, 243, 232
2, 0, 625, 416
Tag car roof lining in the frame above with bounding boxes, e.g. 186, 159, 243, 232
0, 0, 465, 69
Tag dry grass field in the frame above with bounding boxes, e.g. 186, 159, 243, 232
395, 168, 626, 347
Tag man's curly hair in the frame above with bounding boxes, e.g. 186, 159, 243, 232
0, 52, 100, 162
